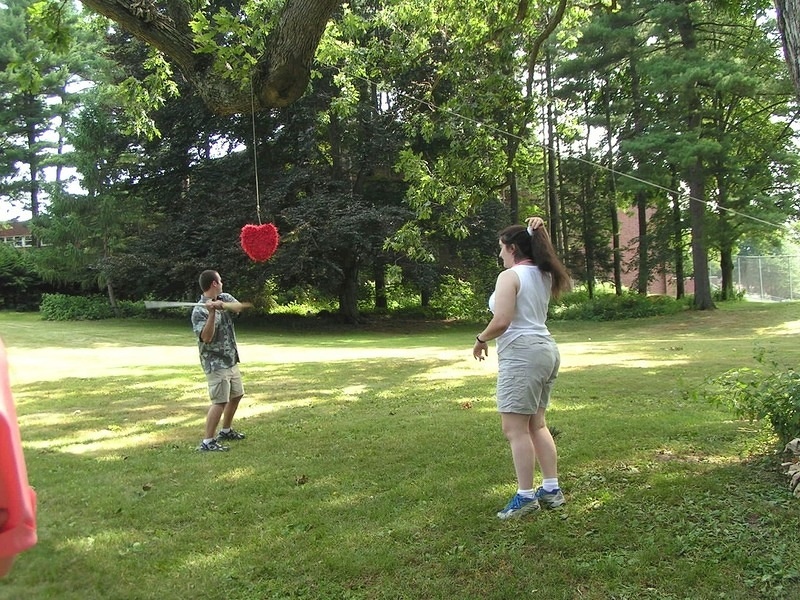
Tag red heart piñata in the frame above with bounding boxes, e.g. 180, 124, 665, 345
240, 223, 280, 262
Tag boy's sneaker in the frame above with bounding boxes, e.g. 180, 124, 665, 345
198, 439, 229, 452
534, 486, 566, 509
496, 493, 541, 520
217, 429, 246, 441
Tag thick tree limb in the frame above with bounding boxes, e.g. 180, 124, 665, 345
79, 0, 343, 114
774, 0, 800, 99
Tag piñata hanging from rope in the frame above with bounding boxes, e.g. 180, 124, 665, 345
240, 222, 279, 262
240, 81, 280, 263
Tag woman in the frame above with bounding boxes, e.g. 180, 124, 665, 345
473, 217, 571, 519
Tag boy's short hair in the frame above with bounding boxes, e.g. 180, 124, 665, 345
198, 270, 219, 292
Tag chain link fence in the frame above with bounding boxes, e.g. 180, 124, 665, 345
733, 255, 800, 301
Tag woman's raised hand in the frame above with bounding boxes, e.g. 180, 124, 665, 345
525, 217, 544, 232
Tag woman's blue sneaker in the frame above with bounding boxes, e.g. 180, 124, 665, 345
496, 493, 540, 520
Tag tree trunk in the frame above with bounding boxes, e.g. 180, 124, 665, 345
582, 96, 595, 298
374, 259, 387, 310
775, 0, 800, 98
624, 52, 651, 296
603, 84, 623, 295
670, 181, 685, 299
339, 254, 360, 324
687, 160, 715, 310
106, 279, 120, 317
676, 3, 715, 311
544, 49, 562, 253
581, 190, 595, 299
610, 206, 622, 295
715, 165, 734, 300
25, 97, 41, 247
636, 191, 649, 295
720, 245, 734, 301
508, 170, 519, 224
420, 288, 431, 308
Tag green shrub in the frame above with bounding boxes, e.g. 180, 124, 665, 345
429, 275, 487, 321
550, 291, 686, 321
270, 301, 333, 316
695, 349, 800, 445
553, 287, 593, 308
273, 285, 336, 312
39, 293, 146, 321
116, 300, 148, 318
383, 305, 439, 319
712, 287, 746, 302
0, 244, 47, 311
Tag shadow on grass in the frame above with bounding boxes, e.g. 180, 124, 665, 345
14, 355, 481, 452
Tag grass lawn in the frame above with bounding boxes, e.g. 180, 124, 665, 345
1, 303, 799, 600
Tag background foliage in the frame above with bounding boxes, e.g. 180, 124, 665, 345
1, 302, 799, 599
1, 0, 798, 321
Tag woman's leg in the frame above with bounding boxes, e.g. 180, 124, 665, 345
501, 412, 536, 490
530, 408, 557, 480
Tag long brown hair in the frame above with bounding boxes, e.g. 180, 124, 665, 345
499, 225, 571, 298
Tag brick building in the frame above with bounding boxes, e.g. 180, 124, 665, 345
615, 210, 694, 296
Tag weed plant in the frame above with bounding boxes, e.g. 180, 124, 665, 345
696, 346, 800, 444
1, 303, 799, 599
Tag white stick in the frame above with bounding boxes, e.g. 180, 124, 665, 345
144, 300, 253, 311
144, 301, 204, 309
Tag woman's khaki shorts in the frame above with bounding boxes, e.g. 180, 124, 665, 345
496, 336, 560, 414
206, 365, 244, 405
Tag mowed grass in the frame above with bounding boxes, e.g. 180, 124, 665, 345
1, 303, 800, 600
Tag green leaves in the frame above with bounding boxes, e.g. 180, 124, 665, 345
189, 6, 264, 86
112, 51, 179, 139
27, 0, 74, 53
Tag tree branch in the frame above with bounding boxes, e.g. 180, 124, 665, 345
79, 0, 343, 114
527, 0, 568, 74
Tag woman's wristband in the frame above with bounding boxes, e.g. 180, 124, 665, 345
476, 335, 487, 344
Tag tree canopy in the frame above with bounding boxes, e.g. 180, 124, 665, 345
26, 1, 800, 112
2, 0, 799, 320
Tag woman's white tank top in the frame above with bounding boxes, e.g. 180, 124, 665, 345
488, 264, 552, 353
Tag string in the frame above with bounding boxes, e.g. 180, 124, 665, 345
250, 78, 262, 225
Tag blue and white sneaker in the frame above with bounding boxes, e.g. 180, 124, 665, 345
197, 439, 229, 452
496, 493, 540, 520
534, 486, 566, 509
